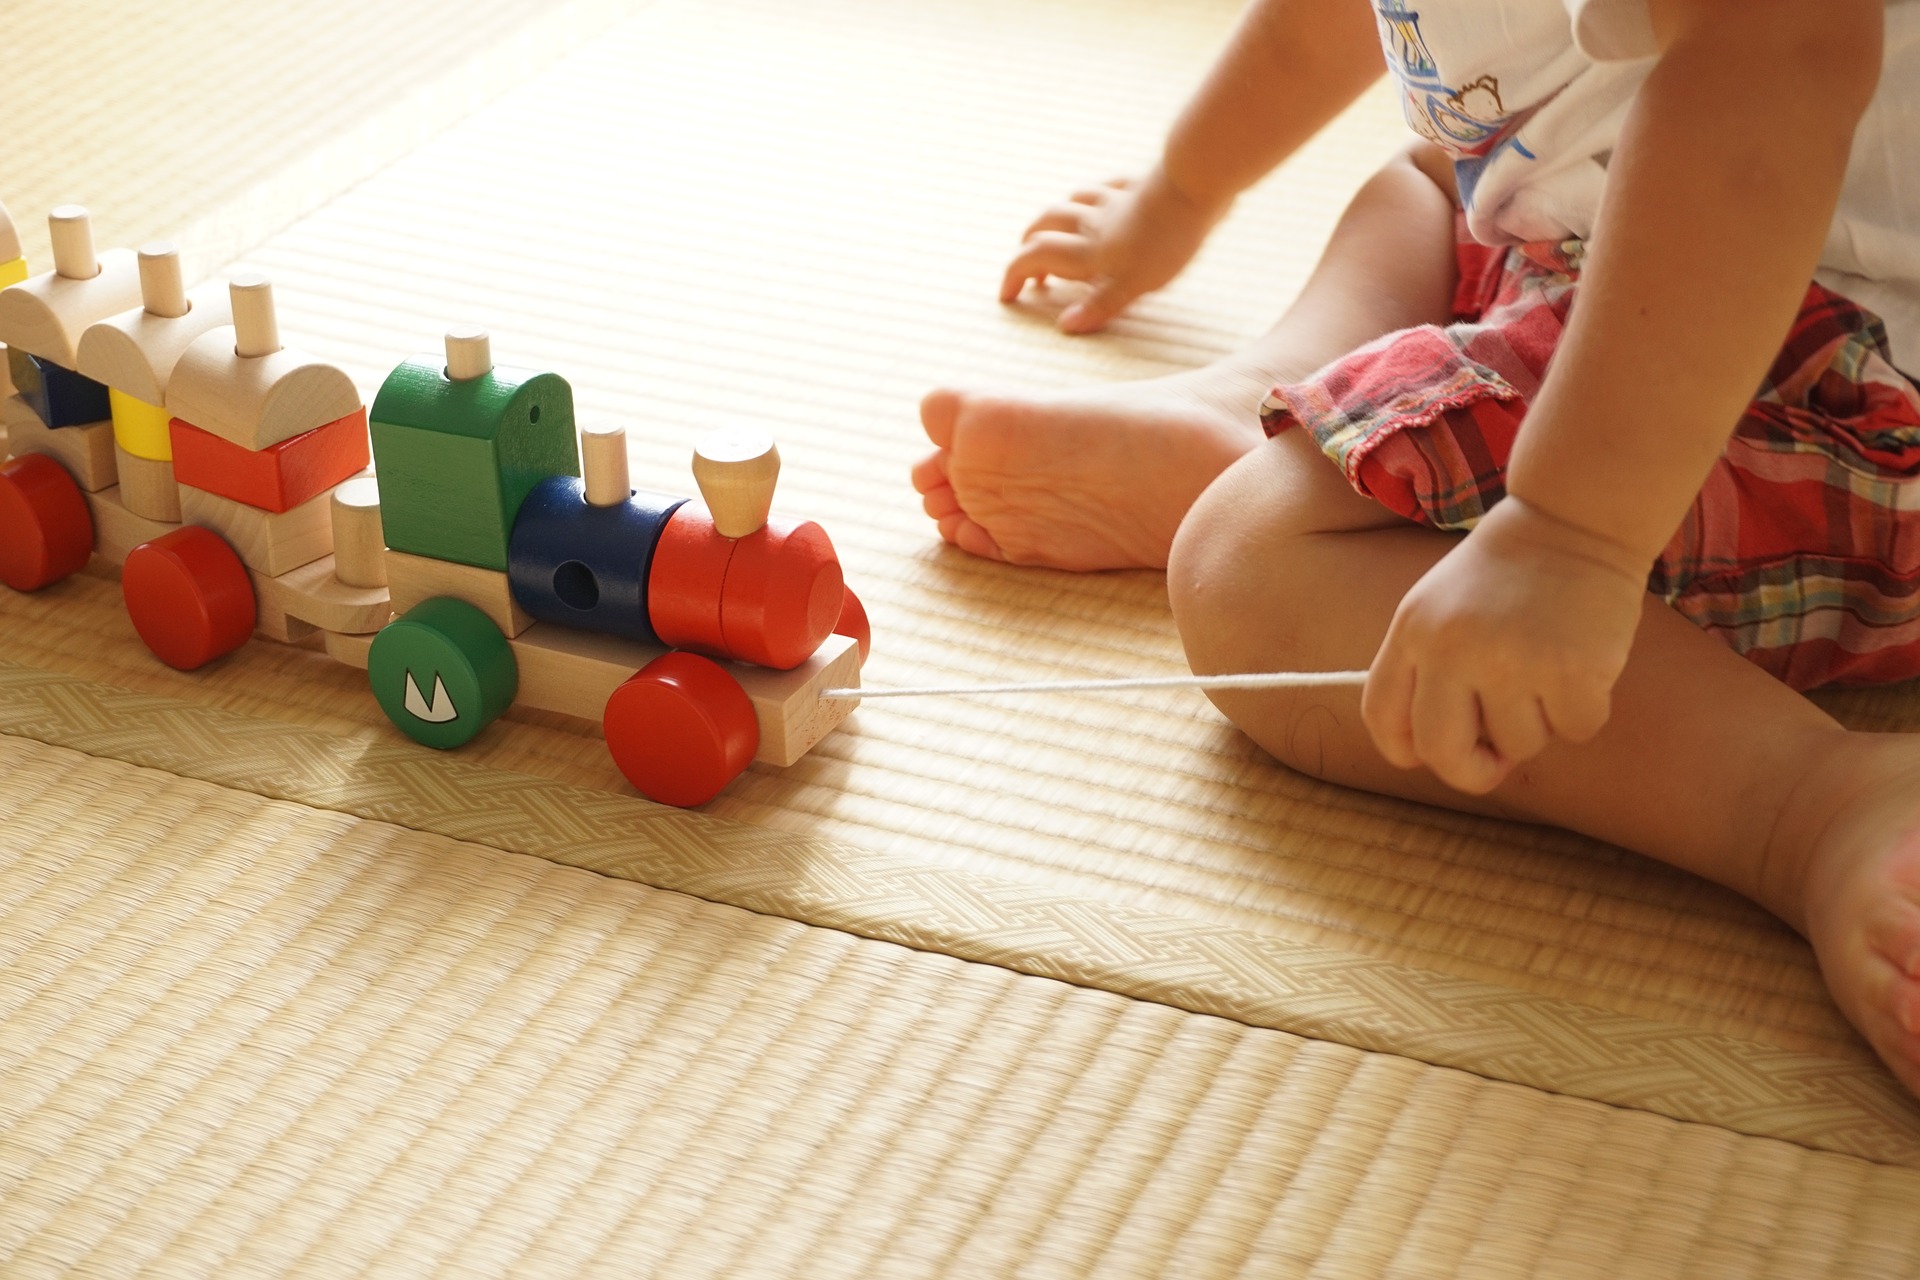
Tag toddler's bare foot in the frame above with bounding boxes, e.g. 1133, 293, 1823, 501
912, 368, 1269, 571
1774, 745, 1920, 1095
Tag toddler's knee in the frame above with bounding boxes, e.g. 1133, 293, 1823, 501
1169, 476, 1317, 677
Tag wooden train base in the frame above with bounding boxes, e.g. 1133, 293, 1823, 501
0, 201, 866, 807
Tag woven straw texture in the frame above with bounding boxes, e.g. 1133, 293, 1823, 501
7, 0, 1920, 1273
5, 733, 1920, 1279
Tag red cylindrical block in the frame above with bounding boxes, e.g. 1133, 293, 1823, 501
646, 502, 734, 654
720, 518, 843, 670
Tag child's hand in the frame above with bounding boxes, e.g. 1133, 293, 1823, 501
1361, 499, 1649, 795
1000, 165, 1225, 334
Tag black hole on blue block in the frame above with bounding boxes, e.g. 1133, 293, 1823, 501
553, 560, 599, 611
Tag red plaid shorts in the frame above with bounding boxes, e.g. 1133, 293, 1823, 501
1260, 220, 1920, 690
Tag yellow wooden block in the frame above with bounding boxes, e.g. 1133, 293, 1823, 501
108, 387, 173, 460
0, 257, 26, 289
4, 395, 117, 491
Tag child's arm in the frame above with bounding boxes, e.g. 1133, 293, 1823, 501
1001, 0, 1382, 333
1362, 0, 1883, 795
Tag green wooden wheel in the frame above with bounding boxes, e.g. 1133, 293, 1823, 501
367, 597, 518, 749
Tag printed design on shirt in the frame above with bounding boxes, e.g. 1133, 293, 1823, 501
1375, 1, 1538, 207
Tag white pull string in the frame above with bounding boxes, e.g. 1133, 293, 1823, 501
820, 670, 1367, 700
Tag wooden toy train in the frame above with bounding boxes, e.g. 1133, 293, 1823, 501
0, 202, 867, 806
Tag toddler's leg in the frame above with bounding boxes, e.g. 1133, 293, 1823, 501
1168, 440, 1920, 1095
914, 147, 1459, 572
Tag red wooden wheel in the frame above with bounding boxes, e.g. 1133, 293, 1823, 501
0, 453, 93, 591
603, 651, 759, 807
122, 526, 256, 670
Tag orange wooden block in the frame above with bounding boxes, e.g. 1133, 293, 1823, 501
170, 407, 369, 513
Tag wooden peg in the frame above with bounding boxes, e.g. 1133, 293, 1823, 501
445, 327, 491, 381
580, 423, 631, 506
329, 475, 387, 589
49, 206, 99, 281
229, 274, 280, 358
692, 427, 780, 538
137, 243, 189, 319
112, 443, 181, 523
76, 275, 234, 412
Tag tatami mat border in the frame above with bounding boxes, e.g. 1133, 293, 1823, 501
3, 658, 1915, 1168
7, 734, 1919, 1278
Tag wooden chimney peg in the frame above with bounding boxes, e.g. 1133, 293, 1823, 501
229, 274, 281, 358
76, 241, 234, 453
166, 273, 360, 451
0, 207, 140, 369
580, 423, 631, 507
692, 427, 780, 538
445, 327, 492, 381
330, 475, 388, 589
49, 205, 99, 281
137, 243, 190, 319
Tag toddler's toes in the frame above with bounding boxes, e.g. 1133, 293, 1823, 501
922, 485, 961, 522
910, 449, 951, 497
920, 387, 965, 448
937, 512, 1005, 561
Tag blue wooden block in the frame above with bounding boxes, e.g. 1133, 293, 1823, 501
9, 348, 111, 428
507, 475, 686, 644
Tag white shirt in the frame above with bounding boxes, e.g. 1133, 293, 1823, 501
1375, 0, 1920, 373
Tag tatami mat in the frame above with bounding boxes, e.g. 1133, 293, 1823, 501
1, 0, 646, 280
8, 0, 1920, 1270
33, 0, 1890, 1142
3, 733, 1918, 1279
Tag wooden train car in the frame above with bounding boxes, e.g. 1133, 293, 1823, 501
0, 203, 865, 806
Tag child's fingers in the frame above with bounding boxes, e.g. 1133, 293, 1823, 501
1000, 232, 1094, 301
1057, 278, 1136, 333
1478, 690, 1552, 773
1540, 677, 1613, 746
1360, 657, 1421, 771
1020, 203, 1095, 243
1410, 673, 1502, 794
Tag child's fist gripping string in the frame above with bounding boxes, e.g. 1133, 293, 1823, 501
1361, 497, 1647, 796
